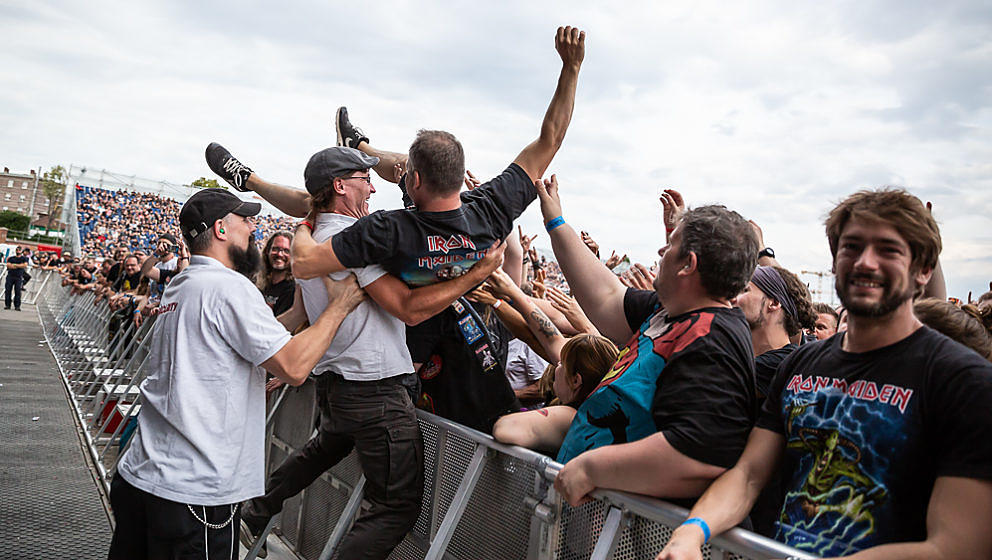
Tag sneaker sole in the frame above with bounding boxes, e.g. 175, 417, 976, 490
335, 107, 345, 147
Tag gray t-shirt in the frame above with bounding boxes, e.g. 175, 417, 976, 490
300, 213, 414, 380
118, 255, 291, 505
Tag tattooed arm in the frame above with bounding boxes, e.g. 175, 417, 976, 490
487, 268, 567, 362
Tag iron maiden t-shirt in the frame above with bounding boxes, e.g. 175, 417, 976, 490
757, 326, 992, 556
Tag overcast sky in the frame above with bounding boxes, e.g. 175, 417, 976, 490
2, 0, 990, 299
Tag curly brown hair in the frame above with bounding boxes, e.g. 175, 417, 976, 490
770, 266, 817, 336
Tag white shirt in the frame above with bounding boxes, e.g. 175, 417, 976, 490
504, 338, 549, 390
118, 255, 291, 505
300, 213, 414, 380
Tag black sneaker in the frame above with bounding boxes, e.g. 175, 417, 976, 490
335, 107, 369, 149
238, 520, 268, 558
205, 143, 253, 192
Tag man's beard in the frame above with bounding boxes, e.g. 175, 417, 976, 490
836, 271, 912, 318
229, 241, 262, 279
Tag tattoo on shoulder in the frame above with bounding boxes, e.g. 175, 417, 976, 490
530, 308, 560, 337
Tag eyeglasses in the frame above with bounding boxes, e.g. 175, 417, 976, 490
343, 175, 372, 185
270, 247, 291, 255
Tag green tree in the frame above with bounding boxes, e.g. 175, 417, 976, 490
41, 165, 67, 230
0, 210, 31, 232
190, 177, 224, 190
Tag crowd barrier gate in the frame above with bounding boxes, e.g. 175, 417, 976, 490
36, 283, 813, 560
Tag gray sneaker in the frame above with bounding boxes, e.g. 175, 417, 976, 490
335, 107, 369, 149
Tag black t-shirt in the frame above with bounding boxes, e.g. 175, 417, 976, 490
332, 163, 534, 432
757, 326, 992, 556
755, 343, 798, 399
106, 262, 122, 285
114, 272, 143, 293
331, 163, 534, 287
557, 288, 757, 468
5, 255, 29, 280
263, 278, 296, 317
75, 266, 97, 284
410, 300, 517, 434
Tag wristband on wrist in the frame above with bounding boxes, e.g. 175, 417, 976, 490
665, 226, 675, 233
299, 221, 314, 231
545, 216, 565, 233
681, 517, 711, 544
492, 299, 503, 310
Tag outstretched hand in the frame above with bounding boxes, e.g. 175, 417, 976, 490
660, 189, 685, 231
518, 225, 538, 254
464, 169, 481, 191
580, 231, 600, 257
556, 26, 586, 67
748, 219, 765, 248
534, 174, 562, 224
605, 251, 625, 270
533, 269, 548, 299
486, 268, 520, 300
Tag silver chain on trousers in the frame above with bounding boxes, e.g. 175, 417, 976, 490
186, 503, 239, 530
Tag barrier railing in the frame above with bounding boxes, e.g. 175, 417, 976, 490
36, 284, 814, 560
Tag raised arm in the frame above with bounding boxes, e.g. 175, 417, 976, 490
291, 222, 346, 279
536, 175, 632, 344
363, 242, 506, 326
139, 255, 162, 282
486, 268, 568, 361
512, 26, 585, 182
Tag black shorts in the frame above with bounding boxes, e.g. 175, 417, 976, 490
107, 473, 241, 560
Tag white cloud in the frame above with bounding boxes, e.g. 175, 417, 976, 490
1, 0, 990, 297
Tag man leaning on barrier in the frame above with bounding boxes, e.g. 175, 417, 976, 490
107, 188, 366, 560
533, 175, 760, 507
658, 189, 992, 559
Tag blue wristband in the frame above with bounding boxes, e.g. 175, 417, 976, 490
545, 216, 565, 232
681, 517, 711, 544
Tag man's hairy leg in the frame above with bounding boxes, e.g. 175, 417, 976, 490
245, 174, 311, 218
356, 141, 408, 185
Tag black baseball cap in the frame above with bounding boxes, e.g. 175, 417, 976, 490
158, 233, 178, 245
179, 188, 261, 240
304, 146, 380, 195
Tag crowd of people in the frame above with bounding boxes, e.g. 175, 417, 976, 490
34, 25, 986, 560
75, 185, 295, 258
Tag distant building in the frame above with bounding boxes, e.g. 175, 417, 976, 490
0, 167, 57, 228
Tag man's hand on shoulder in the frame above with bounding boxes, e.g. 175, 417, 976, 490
321, 274, 366, 315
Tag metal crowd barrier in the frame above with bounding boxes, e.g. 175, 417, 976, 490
37, 285, 813, 560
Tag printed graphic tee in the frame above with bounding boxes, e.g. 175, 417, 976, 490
557, 289, 757, 468
757, 326, 992, 556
